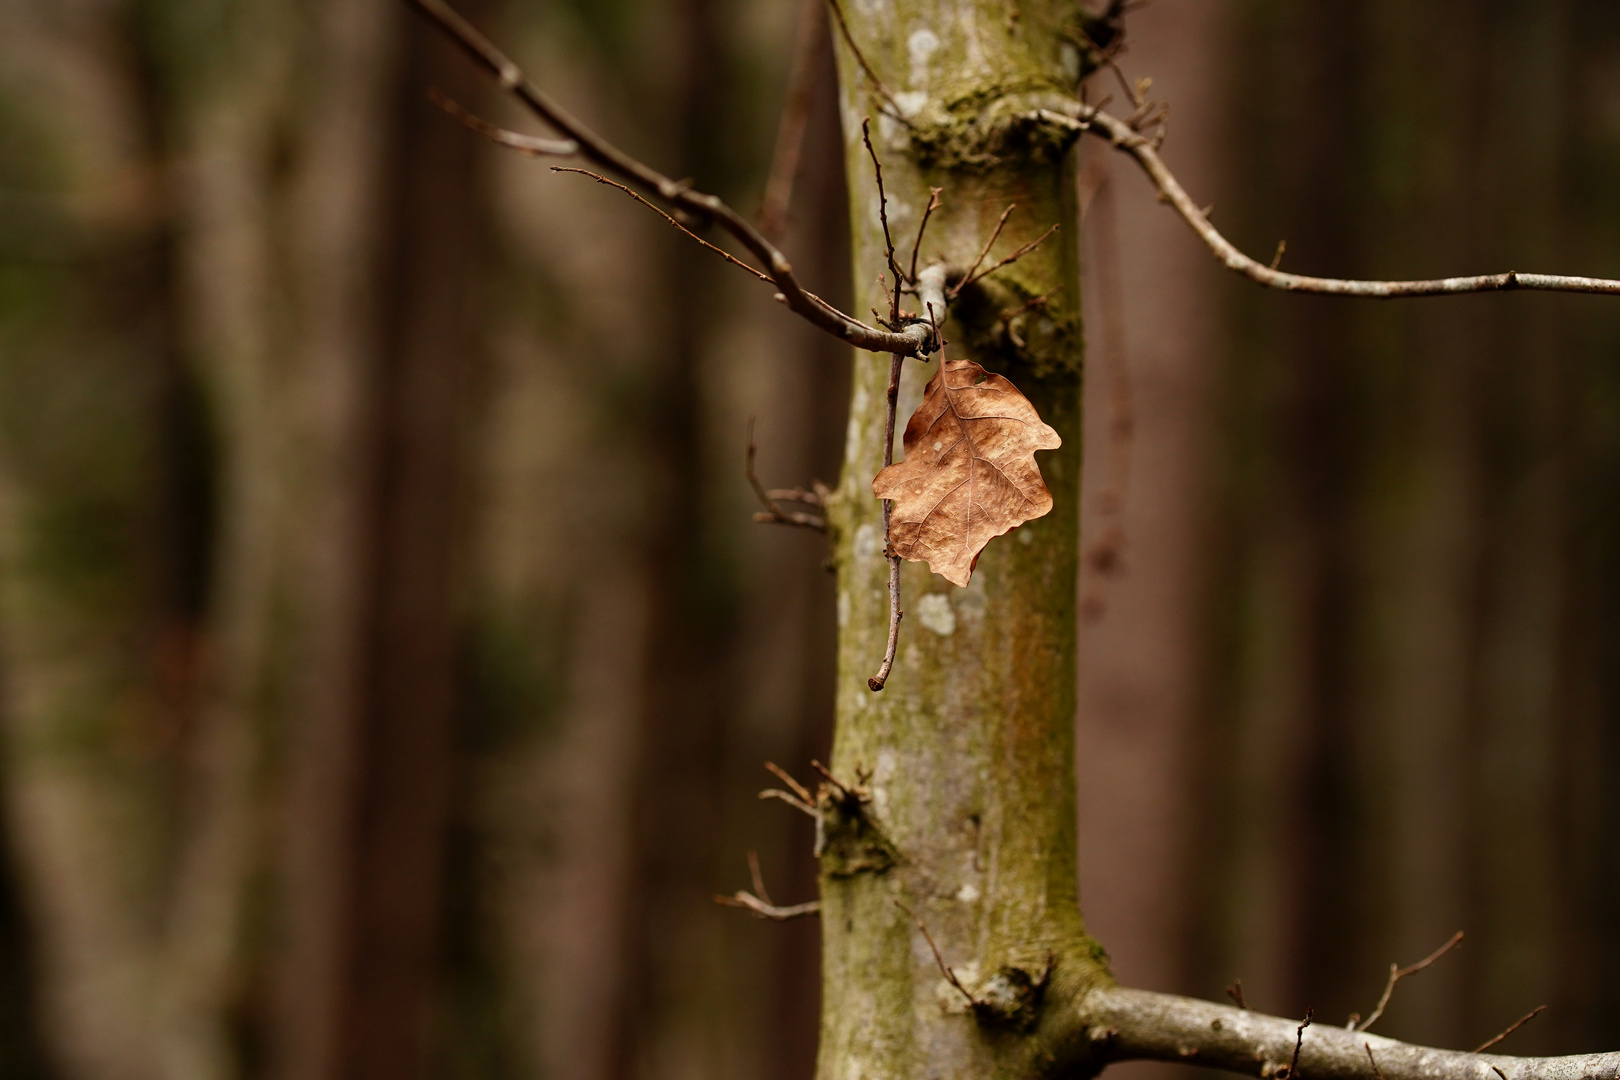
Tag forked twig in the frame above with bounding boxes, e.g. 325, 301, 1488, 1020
746, 420, 827, 531
956, 223, 1061, 296
1354, 931, 1463, 1032
1471, 1006, 1547, 1054
952, 204, 1017, 299
714, 851, 822, 921
1225, 981, 1248, 1010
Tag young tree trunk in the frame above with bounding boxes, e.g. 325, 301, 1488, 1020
822, 5, 1109, 1080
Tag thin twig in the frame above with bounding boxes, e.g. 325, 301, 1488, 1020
712, 850, 823, 920
428, 88, 578, 155
758, 0, 829, 241
765, 485, 826, 506
908, 187, 943, 287
749, 849, 772, 903
1472, 1007, 1547, 1054
1034, 103, 1620, 298
824, 0, 913, 127
554, 167, 774, 284
895, 900, 975, 1005
1365, 1044, 1386, 1080
406, 0, 937, 356
715, 853, 822, 922
862, 119, 906, 286
809, 759, 855, 800
956, 222, 1062, 295
714, 892, 822, 920
764, 761, 816, 806
747, 420, 828, 530
1280, 1008, 1314, 1080
1355, 931, 1464, 1032
952, 204, 1017, 299
867, 346, 906, 693
759, 788, 819, 817
1226, 981, 1248, 1010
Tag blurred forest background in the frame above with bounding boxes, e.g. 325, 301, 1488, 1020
0, 1, 1617, 1080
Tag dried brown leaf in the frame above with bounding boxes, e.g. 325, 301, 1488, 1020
872, 358, 1061, 587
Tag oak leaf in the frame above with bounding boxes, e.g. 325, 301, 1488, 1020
872, 357, 1061, 587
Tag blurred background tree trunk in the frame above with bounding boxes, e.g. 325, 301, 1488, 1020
1189, 0, 1620, 1057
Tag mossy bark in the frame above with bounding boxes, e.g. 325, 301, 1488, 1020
819, 5, 1112, 1080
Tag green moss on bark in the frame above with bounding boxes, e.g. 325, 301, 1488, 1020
817, 4, 1114, 1080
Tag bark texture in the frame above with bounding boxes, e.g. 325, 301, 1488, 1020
822, 6, 1108, 1080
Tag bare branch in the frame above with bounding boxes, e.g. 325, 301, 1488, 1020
896, 901, 974, 1005
1472, 1008, 1548, 1055
824, 0, 913, 127
428, 88, 577, 155
1084, 987, 1620, 1080
405, 0, 939, 356
1033, 104, 1620, 299
747, 420, 828, 531
1356, 931, 1464, 1032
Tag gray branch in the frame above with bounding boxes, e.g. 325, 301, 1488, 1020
1083, 987, 1620, 1080
1035, 106, 1620, 299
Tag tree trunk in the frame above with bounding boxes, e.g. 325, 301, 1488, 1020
822, 5, 1107, 1080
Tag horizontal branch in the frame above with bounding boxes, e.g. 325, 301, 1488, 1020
1036, 106, 1620, 299
714, 891, 822, 921
1084, 987, 1620, 1080
405, 0, 939, 356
